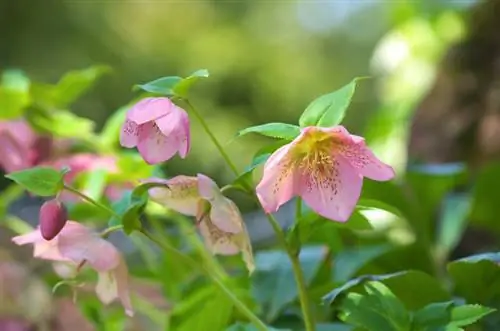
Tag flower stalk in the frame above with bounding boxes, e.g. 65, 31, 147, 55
186, 100, 316, 331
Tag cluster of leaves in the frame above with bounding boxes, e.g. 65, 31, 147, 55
2, 64, 500, 331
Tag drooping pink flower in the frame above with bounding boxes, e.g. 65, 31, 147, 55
145, 174, 254, 273
256, 126, 395, 222
12, 221, 133, 316
45, 153, 132, 202
120, 97, 190, 164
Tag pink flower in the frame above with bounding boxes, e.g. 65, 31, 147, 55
45, 153, 132, 202
12, 221, 133, 316
256, 126, 395, 222
146, 174, 254, 273
120, 97, 190, 164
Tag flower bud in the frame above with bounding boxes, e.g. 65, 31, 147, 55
39, 199, 68, 240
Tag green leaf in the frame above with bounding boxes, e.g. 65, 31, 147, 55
236, 123, 301, 140
299, 78, 363, 128
448, 304, 495, 327
28, 109, 95, 139
338, 282, 411, 331
333, 245, 393, 282
324, 270, 450, 310
225, 323, 291, 331
435, 192, 471, 259
470, 162, 500, 231
31, 65, 110, 108
356, 198, 406, 219
173, 69, 209, 97
232, 153, 271, 192
447, 253, 500, 304
251, 246, 325, 322
171, 285, 233, 331
5, 166, 66, 196
99, 104, 129, 148
411, 301, 454, 330
134, 76, 183, 95
0, 69, 31, 119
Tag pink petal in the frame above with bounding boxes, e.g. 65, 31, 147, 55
324, 126, 395, 181
197, 174, 243, 233
256, 142, 298, 214
12, 229, 68, 261
145, 176, 200, 216
119, 119, 140, 148
95, 260, 133, 317
198, 216, 240, 255
57, 221, 121, 271
136, 122, 180, 164
126, 97, 173, 125
0, 131, 29, 172
299, 155, 363, 222
155, 105, 190, 159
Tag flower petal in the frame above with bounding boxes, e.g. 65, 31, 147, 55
324, 126, 395, 181
0, 131, 29, 172
126, 97, 173, 125
154, 105, 190, 159
198, 216, 240, 255
119, 119, 140, 148
299, 155, 363, 222
256, 142, 298, 213
96, 259, 133, 317
136, 122, 180, 164
57, 221, 121, 271
145, 176, 200, 216
12, 229, 68, 261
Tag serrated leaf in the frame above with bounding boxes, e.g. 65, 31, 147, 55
299, 78, 363, 128
412, 301, 454, 330
5, 166, 66, 196
251, 246, 325, 322
134, 76, 183, 95
324, 270, 450, 310
363, 282, 411, 329
236, 122, 301, 140
448, 304, 495, 327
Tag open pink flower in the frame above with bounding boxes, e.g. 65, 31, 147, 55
120, 97, 190, 164
12, 221, 133, 316
146, 174, 254, 272
256, 126, 395, 222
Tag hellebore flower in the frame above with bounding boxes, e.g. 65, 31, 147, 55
120, 97, 190, 164
146, 174, 254, 272
12, 221, 133, 316
256, 126, 395, 222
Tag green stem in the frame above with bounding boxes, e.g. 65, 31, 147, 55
183, 100, 240, 177
186, 100, 315, 331
139, 229, 268, 331
265, 214, 315, 331
64, 185, 119, 218
100, 224, 123, 238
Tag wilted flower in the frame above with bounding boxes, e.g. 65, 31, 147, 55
39, 199, 68, 240
146, 174, 254, 272
120, 97, 190, 164
12, 221, 133, 316
256, 126, 395, 222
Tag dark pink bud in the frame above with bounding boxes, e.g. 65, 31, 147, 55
39, 199, 68, 240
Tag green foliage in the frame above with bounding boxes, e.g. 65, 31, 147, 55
236, 123, 301, 140
134, 69, 209, 98
298, 78, 363, 128
0, 70, 31, 119
5, 166, 67, 196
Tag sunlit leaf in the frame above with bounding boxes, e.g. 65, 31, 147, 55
236, 122, 301, 140
5, 166, 66, 196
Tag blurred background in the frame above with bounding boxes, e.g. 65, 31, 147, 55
3, 0, 500, 330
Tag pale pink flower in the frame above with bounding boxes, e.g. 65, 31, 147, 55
45, 153, 132, 202
12, 221, 133, 316
256, 126, 395, 222
146, 174, 254, 272
120, 97, 190, 164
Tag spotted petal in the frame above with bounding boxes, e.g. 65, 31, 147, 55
299, 155, 363, 222
146, 176, 200, 216
136, 122, 182, 164
256, 142, 298, 214
155, 105, 190, 159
